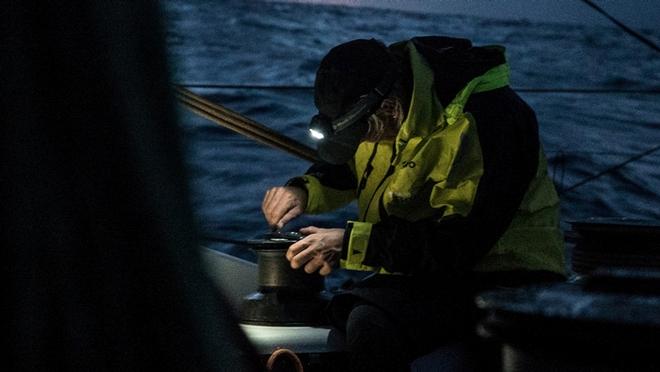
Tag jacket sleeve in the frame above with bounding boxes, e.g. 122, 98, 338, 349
286, 162, 357, 214
341, 215, 473, 276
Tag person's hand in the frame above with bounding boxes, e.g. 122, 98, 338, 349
286, 226, 344, 276
262, 186, 308, 230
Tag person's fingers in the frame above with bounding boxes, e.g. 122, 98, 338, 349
262, 188, 280, 226
319, 246, 339, 276
261, 188, 273, 211
278, 205, 304, 229
290, 241, 321, 269
286, 239, 309, 262
262, 188, 298, 228
318, 261, 333, 276
299, 226, 320, 235
304, 255, 326, 274
288, 226, 343, 272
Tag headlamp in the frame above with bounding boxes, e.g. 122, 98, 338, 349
309, 128, 325, 140
308, 62, 398, 142
308, 114, 332, 140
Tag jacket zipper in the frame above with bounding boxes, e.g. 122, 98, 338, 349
360, 142, 397, 221
356, 144, 378, 199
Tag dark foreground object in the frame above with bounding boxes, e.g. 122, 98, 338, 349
3, 2, 260, 370
570, 218, 660, 275
477, 277, 660, 372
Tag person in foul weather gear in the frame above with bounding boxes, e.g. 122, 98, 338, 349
262, 36, 566, 372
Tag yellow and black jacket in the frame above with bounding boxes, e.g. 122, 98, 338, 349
290, 37, 566, 277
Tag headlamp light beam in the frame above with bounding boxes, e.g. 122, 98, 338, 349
309, 128, 325, 140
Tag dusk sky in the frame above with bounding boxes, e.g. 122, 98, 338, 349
281, 0, 660, 30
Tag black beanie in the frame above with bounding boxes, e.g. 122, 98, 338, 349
314, 39, 393, 119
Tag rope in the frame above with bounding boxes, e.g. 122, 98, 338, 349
551, 151, 567, 193
174, 85, 319, 163
560, 143, 660, 194
580, 0, 660, 54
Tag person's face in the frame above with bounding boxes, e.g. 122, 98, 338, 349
363, 96, 403, 142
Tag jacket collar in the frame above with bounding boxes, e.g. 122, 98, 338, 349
395, 40, 510, 153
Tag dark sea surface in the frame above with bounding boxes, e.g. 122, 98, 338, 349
162, 0, 660, 266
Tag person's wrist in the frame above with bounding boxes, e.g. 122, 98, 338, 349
284, 176, 308, 191
284, 177, 308, 203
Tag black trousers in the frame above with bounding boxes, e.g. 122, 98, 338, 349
326, 270, 565, 372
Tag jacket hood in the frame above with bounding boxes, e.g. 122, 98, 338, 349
395, 38, 510, 150
409, 36, 506, 107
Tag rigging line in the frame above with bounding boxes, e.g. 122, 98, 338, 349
178, 83, 660, 94
580, 0, 660, 54
174, 85, 319, 163
560, 143, 660, 194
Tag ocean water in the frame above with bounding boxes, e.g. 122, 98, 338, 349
162, 0, 660, 263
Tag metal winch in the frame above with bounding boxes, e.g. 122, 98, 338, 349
239, 232, 329, 326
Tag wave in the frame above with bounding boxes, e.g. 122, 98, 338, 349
166, 0, 660, 247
